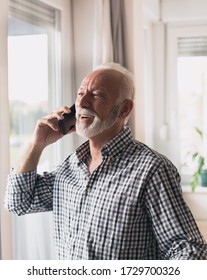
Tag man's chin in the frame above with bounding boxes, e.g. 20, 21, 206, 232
76, 118, 117, 139
76, 125, 99, 139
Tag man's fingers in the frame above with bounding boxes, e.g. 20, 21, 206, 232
36, 106, 73, 133
37, 116, 59, 131
51, 106, 71, 120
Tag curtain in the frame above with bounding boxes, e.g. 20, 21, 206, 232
93, 0, 113, 68
93, 0, 127, 68
0, 0, 12, 260
12, 213, 55, 259
110, 0, 126, 67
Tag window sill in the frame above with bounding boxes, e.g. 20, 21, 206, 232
182, 185, 207, 193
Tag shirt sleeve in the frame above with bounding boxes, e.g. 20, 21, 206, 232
146, 161, 207, 260
4, 168, 56, 215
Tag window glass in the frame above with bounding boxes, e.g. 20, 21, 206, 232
8, 0, 61, 173
177, 41, 207, 181
8, 34, 49, 169
7, 0, 61, 259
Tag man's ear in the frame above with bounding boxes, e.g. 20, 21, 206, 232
119, 99, 134, 119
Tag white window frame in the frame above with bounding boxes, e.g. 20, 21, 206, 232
154, 23, 207, 182
41, 0, 76, 161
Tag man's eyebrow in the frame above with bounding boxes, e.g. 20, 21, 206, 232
77, 86, 85, 92
78, 86, 103, 92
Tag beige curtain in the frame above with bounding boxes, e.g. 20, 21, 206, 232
0, 0, 12, 260
93, 0, 114, 68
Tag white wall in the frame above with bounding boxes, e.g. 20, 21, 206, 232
161, 0, 207, 22
72, 0, 95, 92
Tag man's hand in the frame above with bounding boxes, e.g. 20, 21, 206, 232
15, 106, 75, 173
31, 106, 75, 148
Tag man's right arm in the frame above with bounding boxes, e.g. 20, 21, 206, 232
15, 106, 73, 173
15, 143, 45, 173
5, 106, 75, 215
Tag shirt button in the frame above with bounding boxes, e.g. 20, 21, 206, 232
89, 237, 94, 243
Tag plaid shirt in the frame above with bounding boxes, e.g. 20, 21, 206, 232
5, 127, 207, 259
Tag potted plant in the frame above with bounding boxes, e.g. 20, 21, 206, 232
191, 127, 207, 191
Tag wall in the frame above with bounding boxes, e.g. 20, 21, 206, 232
161, 0, 207, 22
72, 0, 95, 91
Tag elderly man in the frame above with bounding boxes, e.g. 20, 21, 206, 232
5, 62, 207, 259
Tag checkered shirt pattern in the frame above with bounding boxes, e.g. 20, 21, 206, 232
5, 127, 207, 259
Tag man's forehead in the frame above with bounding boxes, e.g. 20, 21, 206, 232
80, 69, 122, 88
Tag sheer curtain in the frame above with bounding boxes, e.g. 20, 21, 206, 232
5, 0, 74, 259
0, 0, 12, 260
93, 0, 128, 68
93, 0, 113, 68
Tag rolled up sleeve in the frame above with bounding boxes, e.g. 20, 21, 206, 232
4, 168, 55, 215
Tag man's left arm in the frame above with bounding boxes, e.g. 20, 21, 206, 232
146, 162, 207, 260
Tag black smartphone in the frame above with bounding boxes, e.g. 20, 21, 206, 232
58, 104, 76, 135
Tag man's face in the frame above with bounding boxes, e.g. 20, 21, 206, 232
75, 69, 123, 138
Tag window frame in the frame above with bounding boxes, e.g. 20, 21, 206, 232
153, 23, 207, 184
41, 0, 76, 161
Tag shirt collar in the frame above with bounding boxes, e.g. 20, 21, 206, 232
76, 126, 133, 162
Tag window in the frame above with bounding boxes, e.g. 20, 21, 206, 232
7, 0, 61, 260
177, 37, 207, 180
154, 24, 207, 185
8, 0, 61, 171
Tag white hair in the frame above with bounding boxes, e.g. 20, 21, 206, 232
95, 62, 135, 102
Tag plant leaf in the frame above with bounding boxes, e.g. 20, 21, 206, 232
195, 127, 203, 139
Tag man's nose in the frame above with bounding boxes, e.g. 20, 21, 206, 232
76, 93, 91, 108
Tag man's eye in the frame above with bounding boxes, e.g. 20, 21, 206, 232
92, 92, 103, 99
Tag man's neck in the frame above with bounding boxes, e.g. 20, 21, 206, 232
87, 141, 102, 174
89, 124, 123, 160
87, 124, 124, 173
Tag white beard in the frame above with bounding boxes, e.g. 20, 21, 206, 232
76, 105, 121, 138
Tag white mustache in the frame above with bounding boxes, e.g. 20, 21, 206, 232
76, 108, 98, 117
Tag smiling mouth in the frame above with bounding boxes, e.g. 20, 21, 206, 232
79, 114, 95, 120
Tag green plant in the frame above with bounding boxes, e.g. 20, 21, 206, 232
191, 127, 206, 192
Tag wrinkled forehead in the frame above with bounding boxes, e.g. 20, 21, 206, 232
79, 69, 123, 93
